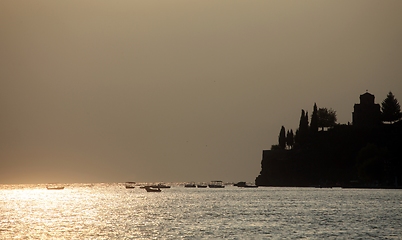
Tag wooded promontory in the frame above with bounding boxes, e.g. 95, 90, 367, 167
255, 92, 402, 188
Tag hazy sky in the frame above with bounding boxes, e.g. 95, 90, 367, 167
1, 1, 401, 184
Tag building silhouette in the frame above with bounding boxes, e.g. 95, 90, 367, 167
352, 92, 381, 128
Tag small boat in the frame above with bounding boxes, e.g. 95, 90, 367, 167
234, 181, 258, 188
144, 186, 161, 192
125, 182, 136, 189
46, 186, 64, 190
208, 180, 225, 188
151, 183, 170, 189
243, 185, 258, 188
197, 184, 207, 188
234, 181, 246, 187
184, 182, 196, 188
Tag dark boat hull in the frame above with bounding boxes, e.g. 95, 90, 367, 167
144, 187, 161, 192
47, 187, 64, 190
151, 185, 170, 188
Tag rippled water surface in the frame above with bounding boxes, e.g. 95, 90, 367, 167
1, 184, 401, 239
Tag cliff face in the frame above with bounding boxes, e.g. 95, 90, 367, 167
255, 122, 402, 187
256, 149, 318, 187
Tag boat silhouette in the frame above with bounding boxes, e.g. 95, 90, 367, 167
144, 186, 161, 192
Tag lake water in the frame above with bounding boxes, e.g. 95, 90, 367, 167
1, 183, 401, 239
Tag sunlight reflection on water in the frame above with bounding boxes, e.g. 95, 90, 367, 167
1, 184, 402, 239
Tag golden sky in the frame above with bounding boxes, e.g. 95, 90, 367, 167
1, 1, 402, 184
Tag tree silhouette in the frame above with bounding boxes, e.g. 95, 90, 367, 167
310, 103, 318, 137
317, 108, 337, 131
294, 129, 300, 146
297, 110, 309, 145
278, 126, 286, 149
381, 91, 401, 124
286, 129, 294, 149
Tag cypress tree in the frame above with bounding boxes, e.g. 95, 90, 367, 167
286, 129, 294, 149
304, 111, 309, 129
298, 110, 309, 146
299, 109, 305, 130
310, 103, 318, 136
294, 128, 300, 146
278, 126, 286, 149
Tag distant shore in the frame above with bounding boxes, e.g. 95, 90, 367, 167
257, 185, 402, 190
